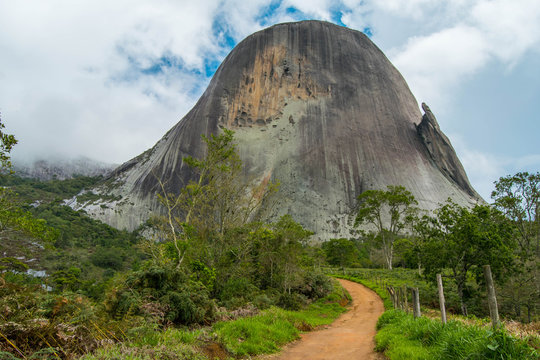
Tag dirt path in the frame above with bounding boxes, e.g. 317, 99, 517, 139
263, 279, 385, 360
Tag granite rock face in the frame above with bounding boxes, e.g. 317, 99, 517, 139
72, 21, 481, 240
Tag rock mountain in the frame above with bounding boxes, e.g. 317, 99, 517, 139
71, 21, 481, 240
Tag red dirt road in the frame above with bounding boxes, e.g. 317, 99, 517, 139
264, 279, 385, 360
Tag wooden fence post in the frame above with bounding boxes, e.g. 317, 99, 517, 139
483, 265, 500, 328
412, 287, 421, 318
437, 274, 447, 324
403, 285, 408, 313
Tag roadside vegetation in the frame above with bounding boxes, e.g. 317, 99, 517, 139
375, 310, 537, 360
333, 272, 539, 359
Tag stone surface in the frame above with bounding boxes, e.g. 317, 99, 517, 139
72, 21, 482, 240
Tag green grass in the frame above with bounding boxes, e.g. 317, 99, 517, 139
75, 278, 350, 359
215, 280, 349, 356
375, 310, 538, 360
333, 272, 538, 360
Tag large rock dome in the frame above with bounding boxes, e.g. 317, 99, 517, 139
71, 21, 481, 240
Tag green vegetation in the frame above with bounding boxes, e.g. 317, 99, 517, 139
1, 112, 538, 359
375, 310, 537, 360
491, 172, 539, 323
353, 185, 418, 270
215, 280, 349, 356
333, 273, 539, 359
419, 202, 515, 316
0, 128, 346, 359
0, 175, 103, 202
74, 280, 349, 360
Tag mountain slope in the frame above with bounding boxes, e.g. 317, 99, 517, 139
71, 21, 481, 240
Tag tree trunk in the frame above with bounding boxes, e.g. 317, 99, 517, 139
457, 282, 468, 316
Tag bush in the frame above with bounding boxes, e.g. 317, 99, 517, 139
295, 271, 332, 300
104, 265, 216, 326
253, 294, 274, 310
219, 277, 258, 308
277, 293, 306, 311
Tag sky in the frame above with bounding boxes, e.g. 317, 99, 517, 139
1, 0, 539, 202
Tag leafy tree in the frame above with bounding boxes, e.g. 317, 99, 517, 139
0, 113, 17, 172
353, 185, 418, 270
0, 116, 57, 262
491, 172, 539, 321
322, 238, 359, 268
422, 201, 515, 316
492, 172, 539, 260
153, 129, 277, 269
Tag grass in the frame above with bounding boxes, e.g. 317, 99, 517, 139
332, 271, 539, 360
215, 279, 349, 356
76, 278, 350, 359
375, 310, 538, 360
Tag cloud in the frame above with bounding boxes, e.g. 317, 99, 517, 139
451, 134, 540, 202
392, 25, 489, 106
387, 0, 540, 109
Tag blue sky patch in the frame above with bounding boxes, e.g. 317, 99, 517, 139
363, 27, 373, 37
256, 0, 283, 26
212, 16, 237, 50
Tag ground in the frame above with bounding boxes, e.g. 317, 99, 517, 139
263, 278, 385, 360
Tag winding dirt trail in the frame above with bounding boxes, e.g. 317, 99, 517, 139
264, 279, 385, 360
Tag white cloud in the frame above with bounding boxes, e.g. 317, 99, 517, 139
392, 25, 490, 108
386, 0, 540, 110
471, 0, 540, 63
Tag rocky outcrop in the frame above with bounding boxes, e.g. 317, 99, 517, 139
416, 103, 479, 198
73, 21, 481, 240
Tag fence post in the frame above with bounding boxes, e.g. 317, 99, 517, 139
403, 285, 408, 313
483, 265, 500, 328
387, 286, 397, 309
437, 274, 447, 324
412, 287, 421, 318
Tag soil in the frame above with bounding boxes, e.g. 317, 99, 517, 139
262, 279, 385, 360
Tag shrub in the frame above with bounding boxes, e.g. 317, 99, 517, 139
277, 293, 306, 311
104, 265, 216, 326
219, 277, 258, 308
295, 271, 332, 300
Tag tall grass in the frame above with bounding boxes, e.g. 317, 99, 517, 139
375, 310, 538, 360
215, 279, 349, 356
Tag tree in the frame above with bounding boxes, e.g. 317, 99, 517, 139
422, 201, 515, 316
0, 112, 18, 172
491, 172, 539, 260
491, 172, 539, 322
249, 215, 313, 294
152, 129, 276, 269
0, 116, 56, 248
353, 185, 418, 270
322, 238, 359, 268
